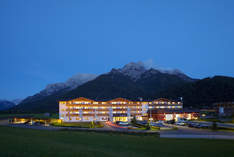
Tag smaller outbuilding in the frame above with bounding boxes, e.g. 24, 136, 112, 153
148, 109, 199, 121
214, 102, 234, 117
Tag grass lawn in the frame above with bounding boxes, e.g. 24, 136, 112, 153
217, 127, 234, 132
0, 126, 234, 157
52, 122, 104, 128
198, 118, 234, 124
0, 113, 59, 119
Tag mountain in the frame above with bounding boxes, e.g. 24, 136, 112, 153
0, 100, 16, 111
157, 76, 234, 108
19, 73, 97, 105
114, 62, 194, 82
12, 62, 195, 113
10, 62, 234, 113
12, 99, 23, 105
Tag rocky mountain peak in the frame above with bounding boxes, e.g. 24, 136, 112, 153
117, 62, 147, 80
113, 61, 192, 81
19, 73, 98, 105
41, 73, 98, 96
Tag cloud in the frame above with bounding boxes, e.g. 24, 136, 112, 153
142, 59, 161, 70
142, 59, 154, 69
142, 59, 183, 74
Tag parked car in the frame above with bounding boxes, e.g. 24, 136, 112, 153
175, 122, 186, 126
34, 122, 45, 126
24, 121, 35, 125
198, 123, 210, 128
187, 122, 198, 128
23, 121, 31, 125
136, 121, 147, 125
166, 120, 175, 124
150, 122, 163, 127
116, 121, 129, 126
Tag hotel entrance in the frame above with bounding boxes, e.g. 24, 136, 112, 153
113, 117, 128, 122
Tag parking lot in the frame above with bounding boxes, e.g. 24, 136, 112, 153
161, 122, 234, 139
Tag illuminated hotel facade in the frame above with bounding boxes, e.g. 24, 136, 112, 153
59, 97, 183, 122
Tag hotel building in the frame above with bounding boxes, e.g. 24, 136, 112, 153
59, 97, 183, 122
214, 102, 234, 116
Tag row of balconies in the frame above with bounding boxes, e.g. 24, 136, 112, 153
65, 111, 142, 115
148, 106, 182, 109
64, 105, 142, 108
65, 113, 143, 117
61, 106, 182, 111
64, 108, 143, 112
65, 101, 180, 105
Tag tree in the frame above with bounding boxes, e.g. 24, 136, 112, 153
212, 121, 217, 130
90, 121, 95, 128
145, 121, 151, 130
131, 116, 137, 125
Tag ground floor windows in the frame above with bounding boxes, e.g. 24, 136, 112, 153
113, 117, 128, 122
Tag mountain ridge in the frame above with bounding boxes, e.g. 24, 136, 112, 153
12, 62, 196, 113
10, 62, 234, 113
0, 100, 16, 111
19, 73, 97, 105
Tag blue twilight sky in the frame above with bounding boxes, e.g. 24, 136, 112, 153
0, 0, 234, 100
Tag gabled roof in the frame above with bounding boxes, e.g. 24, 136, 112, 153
153, 98, 171, 102
149, 109, 199, 114
107, 97, 131, 103
70, 97, 94, 102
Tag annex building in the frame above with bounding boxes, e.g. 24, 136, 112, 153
59, 97, 184, 122
214, 102, 234, 116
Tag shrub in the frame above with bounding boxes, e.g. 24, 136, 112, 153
212, 121, 217, 130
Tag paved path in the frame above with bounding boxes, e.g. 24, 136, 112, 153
193, 121, 234, 129
0, 120, 158, 134
0, 119, 8, 125
160, 134, 234, 140
2, 119, 234, 139
160, 125, 234, 140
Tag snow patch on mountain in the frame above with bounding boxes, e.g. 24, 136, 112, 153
118, 62, 147, 80
41, 73, 98, 96
12, 98, 23, 105
0, 100, 16, 110
113, 61, 191, 81
19, 73, 98, 105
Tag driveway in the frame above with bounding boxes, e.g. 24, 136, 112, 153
193, 121, 234, 129
160, 125, 234, 140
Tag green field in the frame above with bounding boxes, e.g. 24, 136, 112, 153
0, 126, 234, 157
52, 122, 104, 128
0, 113, 59, 119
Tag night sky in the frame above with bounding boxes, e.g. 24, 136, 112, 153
1, 0, 234, 100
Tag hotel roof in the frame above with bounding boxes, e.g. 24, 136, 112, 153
60, 97, 181, 103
